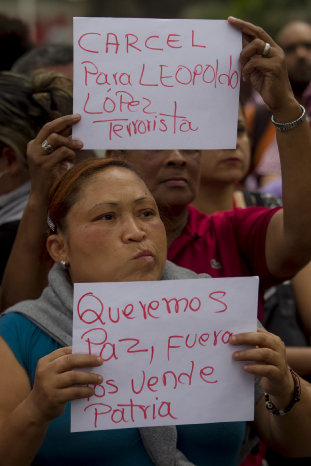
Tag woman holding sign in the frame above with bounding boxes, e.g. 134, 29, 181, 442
0, 70, 76, 286
0, 156, 310, 465
105, 17, 311, 326
0, 69, 94, 303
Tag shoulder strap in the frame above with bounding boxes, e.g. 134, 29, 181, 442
243, 191, 266, 207
247, 104, 273, 172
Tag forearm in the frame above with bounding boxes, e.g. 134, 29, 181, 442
291, 262, 311, 336
0, 397, 49, 465
274, 101, 311, 262
265, 110, 311, 277
256, 378, 311, 457
0, 195, 52, 311
286, 347, 311, 376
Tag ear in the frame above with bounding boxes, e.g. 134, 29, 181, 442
1, 146, 21, 175
46, 233, 69, 264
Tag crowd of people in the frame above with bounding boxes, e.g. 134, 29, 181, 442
1, 10, 311, 466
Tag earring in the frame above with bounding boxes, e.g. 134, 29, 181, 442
60, 260, 68, 268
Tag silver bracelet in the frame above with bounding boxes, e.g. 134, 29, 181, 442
271, 104, 306, 132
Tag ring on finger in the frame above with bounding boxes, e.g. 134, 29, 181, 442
262, 42, 271, 57
41, 139, 54, 155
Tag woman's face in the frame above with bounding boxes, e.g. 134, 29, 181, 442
110, 150, 201, 211
200, 106, 250, 184
48, 167, 167, 283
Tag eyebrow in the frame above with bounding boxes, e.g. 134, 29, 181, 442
284, 41, 311, 49
135, 197, 151, 204
91, 197, 151, 209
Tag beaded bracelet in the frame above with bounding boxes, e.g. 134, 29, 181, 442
265, 368, 301, 416
271, 104, 306, 132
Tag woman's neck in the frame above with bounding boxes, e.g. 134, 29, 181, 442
192, 181, 236, 215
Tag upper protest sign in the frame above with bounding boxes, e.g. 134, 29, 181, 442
73, 17, 241, 149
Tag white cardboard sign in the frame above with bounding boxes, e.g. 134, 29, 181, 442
73, 17, 241, 149
71, 276, 258, 432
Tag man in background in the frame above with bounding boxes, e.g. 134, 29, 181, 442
0, 13, 33, 71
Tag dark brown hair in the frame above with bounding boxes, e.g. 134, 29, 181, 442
0, 69, 73, 167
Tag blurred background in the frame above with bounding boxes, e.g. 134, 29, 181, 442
1, 0, 311, 46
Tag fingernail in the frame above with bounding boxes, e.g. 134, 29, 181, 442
72, 113, 81, 120
97, 375, 103, 383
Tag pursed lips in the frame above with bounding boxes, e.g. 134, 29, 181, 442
133, 250, 155, 260
221, 157, 242, 163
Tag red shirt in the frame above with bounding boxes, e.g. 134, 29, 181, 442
168, 205, 281, 321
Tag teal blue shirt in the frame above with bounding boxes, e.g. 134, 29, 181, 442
0, 313, 246, 465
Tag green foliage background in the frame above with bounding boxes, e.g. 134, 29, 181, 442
89, 0, 311, 38
183, 0, 311, 36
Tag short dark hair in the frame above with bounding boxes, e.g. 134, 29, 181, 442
0, 13, 32, 71
12, 43, 73, 75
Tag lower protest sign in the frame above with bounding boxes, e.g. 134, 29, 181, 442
71, 276, 258, 432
